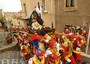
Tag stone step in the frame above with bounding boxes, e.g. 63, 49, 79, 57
87, 47, 90, 55
0, 51, 19, 60
0, 59, 26, 64
81, 52, 90, 63
0, 51, 26, 64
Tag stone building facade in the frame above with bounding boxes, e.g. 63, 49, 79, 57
4, 12, 27, 28
0, 9, 3, 19
20, 0, 90, 32
20, 0, 55, 28
55, 0, 90, 32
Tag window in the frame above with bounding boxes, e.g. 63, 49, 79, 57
23, 3, 27, 16
43, 0, 45, 11
43, 0, 48, 13
71, 0, 74, 7
64, 0, 77, 11
66, 0, 69, 7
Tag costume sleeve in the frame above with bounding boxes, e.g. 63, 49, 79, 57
45, 49, 52, 57
28, 58, 33, 64
56, 43, 60, 51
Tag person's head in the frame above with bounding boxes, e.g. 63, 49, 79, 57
59, 35, 64, 43
32, 11, 37, 17
37, 51, 45, 59
32, 18, 37, 23
68, 34, 76, 41
49, 39, 57, 48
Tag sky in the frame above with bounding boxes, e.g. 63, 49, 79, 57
0, 0, 22, 12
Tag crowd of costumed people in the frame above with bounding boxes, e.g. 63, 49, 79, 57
13, 8, 88, 64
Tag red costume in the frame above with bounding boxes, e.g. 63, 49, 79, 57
20, 43, 30, 60
60, 36, 76, 64
28, 51, 47, 64
73, 35, 86, 62
45, 39, 61, 64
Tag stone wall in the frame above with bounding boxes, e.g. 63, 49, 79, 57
20, 0, 55, 28
55, 0, 90, 32
0, 9, 3, 19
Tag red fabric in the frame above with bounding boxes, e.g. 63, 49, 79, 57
73, 41, 79, 50
62, 51, 67, 57
24, 54, 30, 60
31, 35, 37, 41
73, 38, 82, 62
49, 54, 60, 64
33, 46, 36, 55
18, 38, 22, 46
61, 44, 76, 64
74, 37, 82, 48
44, 56, 48, 64
82, 31, 88, 37
62, 44, 70, 54
68, 34, 76, 39
49, 53, 60, 60
49, 39, 56, 47
62, 45, 70, 57
7, 37, 12, 44
62, 55, 76, 64
70, 55, 76, 64
23, 34, 27, 38
37, 51, 45, 56
76, 54, 82, 62
37, 35, 43, 41
33, 56, 47, 64
65, 29, 70, 34
59, 35, 64, 43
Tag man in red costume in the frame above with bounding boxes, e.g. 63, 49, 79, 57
28, 51, 47, 64
45, 39, 61, 64
73, 35, 86, 63
20, 37, 30, 61
60, 35, 76, 64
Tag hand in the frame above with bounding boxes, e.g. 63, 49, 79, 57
45, 39, 49, 43
67, 59, 71, 63
76, 47, 80, 51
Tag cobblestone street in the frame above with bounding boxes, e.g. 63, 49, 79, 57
0, 50, 26, 64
